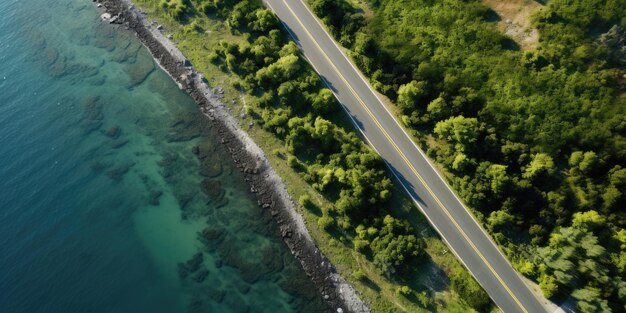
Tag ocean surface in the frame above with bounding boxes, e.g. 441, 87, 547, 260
0, 0, 327, 312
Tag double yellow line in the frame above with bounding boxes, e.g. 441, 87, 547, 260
275, 0, 530, 312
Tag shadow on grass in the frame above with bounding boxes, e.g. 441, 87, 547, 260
359, 276, 381, 292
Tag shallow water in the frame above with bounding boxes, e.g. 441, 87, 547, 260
0, 0, 327, 312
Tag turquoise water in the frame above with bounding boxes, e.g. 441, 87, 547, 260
0, 0, 326, 312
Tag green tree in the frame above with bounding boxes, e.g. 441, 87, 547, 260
433, 116, 479, 150
311, 88, 336, 114
397, 80, 428, 112
523, 153, 555, 180
485, 164, 510, 195
249, 9, 278, 32
426, 96, 450, 121
572, 286, 611, 313
255, 54, 301, 86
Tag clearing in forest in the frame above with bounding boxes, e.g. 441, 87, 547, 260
482, 0, 543, 50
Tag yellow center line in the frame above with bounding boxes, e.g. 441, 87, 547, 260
277, 1, 529, 312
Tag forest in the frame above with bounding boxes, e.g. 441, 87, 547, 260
307, 0, 626, 312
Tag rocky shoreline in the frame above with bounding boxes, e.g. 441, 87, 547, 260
93, 1, 370, 312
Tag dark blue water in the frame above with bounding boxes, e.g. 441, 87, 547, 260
0, 1, 326, 312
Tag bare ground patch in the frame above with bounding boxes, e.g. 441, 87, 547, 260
482, 0, 543, 50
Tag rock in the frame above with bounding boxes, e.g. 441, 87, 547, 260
337, 309, 343, 313
200, 179, 225, 202
200, 159, 222, 178
48, 55, 68, 77
104, 126, 121, 139
198, 227, 225, 244
44, 47, 59, 66
89, 161, 110, 173
100, 13, 111, 22
183, 59, 191, 67
156, 25, 163, 31
148, 190, 162, 206
109, 138, 129, 149
126, 55, 155, 87
208, 289, 225, 303
179, 74, 191, 87
106, 161, 135, 181
167, 112, 206, 142
82, 96, 103, 122
178, 252, 204, 280
193, 269, 209, 283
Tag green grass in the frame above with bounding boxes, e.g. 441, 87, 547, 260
130, 1, 481, 311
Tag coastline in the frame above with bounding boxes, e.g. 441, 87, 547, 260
94, 0, 370, 312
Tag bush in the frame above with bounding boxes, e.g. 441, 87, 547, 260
416, 291, 431, 308
449, 268, 490, 310
318, 215, 334, 230
208, 51, 220, 63
352, 269, 366, 281
286, 155, 298, 168
298, 194, 313, 208
397, 285, 411, 297
353, 239, 369, 252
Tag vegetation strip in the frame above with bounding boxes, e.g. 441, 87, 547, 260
95, 0, 369, 312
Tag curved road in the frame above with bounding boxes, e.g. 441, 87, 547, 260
263, 0, 547, 312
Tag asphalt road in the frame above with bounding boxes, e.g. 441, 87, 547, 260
263, 0, 548, 312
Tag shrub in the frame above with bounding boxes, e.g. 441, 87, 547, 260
318, 215, 334, 230
449, 268, 490, 310
353, 239, 369, 252
397, 285, 411, 297
286, 155, 298, 168
352, 269, 366, 281
298, 194, 313, 208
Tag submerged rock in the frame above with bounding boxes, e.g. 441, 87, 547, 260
126, 55, 155, 87
109, 138, 129, 149
89, 160, 110, 173
86, 74, 107, 86
192, 269, 209, 283
200, 159, 222, 178
167, 112, 210, 142
105, 161, 135, 181
147, 190, 162, 206
43, 47, 59, 66
200, 179, 225, 202
104, 126, 121, 139
178, 252, 204, 280
193, 140, 216, 158
207, 289, 225, 303
82, 96, 104, 121
198, 227, 225, 244
93, 27, 118, 52
48, 55, 68, 77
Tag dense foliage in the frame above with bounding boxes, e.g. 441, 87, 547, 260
309, 0, 626, 311
181, 0, 427, 281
